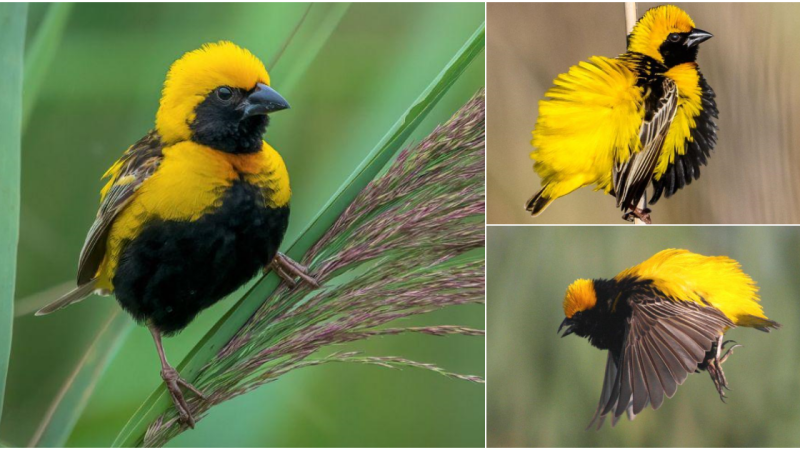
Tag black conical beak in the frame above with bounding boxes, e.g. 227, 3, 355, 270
241, 83, 290, 118
558, 318, 574, 338
685, 28, 713, 47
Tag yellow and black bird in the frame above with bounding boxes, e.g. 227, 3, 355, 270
36, 41, 318, 427
526, 5, 718, 223
559, 249, 779, 428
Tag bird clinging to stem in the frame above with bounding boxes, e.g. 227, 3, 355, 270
36, 41, 319, 427
527, 5, 718, 223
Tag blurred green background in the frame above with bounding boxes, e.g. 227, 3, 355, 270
487, 226, 799, 447
488, 3, 800, 224
3, 3, 484, 447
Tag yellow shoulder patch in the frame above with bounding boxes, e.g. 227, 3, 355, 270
94, 140, 291, 290
654, 63, 703, 179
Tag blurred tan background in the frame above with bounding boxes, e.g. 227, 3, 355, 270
487, 226, 800, 446
488, 3, 800, 224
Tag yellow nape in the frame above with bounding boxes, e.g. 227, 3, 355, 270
564, 279, 597, 318
628, 5, 696, 63
531, 56, 643, 201
615, 249, 769, 325
156, 41, 271, 144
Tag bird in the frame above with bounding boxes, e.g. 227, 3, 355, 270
526, 5, 718, 223
36, 41, 319, 427
559, 249, 780, 429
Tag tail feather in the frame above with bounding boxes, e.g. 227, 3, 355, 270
739, 314, 781, 332
525, 187, 553, 216
35, 281, 97, 316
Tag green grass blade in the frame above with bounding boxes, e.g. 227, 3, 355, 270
22, 2, 74, 132
28, 309, 133, 447
112, 21, 484, 447
268, 2, 351, 95
0, 2, 27, 428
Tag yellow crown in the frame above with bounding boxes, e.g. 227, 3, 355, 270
563, 279, 597, 318
156, 41, 271, 144
628, 5, 696, 62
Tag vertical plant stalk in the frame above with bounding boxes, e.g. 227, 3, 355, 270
22, 2, 74, 132
625, 2, 637, 35
269, 3, 351, 95
0, 2, 27, 427
623, 2, 649, 225
140, 89, 486, 447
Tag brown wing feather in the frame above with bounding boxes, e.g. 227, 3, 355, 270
614, 78, 678, 210
76, 131, 163, 284
589, 293, 734, 428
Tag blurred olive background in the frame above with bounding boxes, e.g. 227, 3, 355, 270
487, 226, 800, 446
2, 3, 485, 447
487, 3, 800, 224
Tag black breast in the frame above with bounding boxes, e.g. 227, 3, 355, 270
113, 181, 289, 334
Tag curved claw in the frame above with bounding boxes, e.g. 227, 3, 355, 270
720, 343, 744, 364
269, 252, 320, 289
622, 207, 652, 224
161, 366, 206, 428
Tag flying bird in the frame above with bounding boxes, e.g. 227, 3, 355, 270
559, 249, 779, 428
36, 41, 319, 427
527, 6, 718, 223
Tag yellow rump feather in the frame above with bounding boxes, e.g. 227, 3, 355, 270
615, 249, 768, 324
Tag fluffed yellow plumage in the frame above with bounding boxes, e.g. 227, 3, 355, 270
614, 249, 768, 327
531, 57, 643, 202
527, 6, 718, 222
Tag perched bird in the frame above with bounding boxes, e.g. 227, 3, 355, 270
526, 5, 718, 223
36, 41, 318, 427
559, 249, 779, 428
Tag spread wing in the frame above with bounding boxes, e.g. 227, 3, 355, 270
588, 293, 733, 429
614, 78, 678, 211
76, 131, 163, 285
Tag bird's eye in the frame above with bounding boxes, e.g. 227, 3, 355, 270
668, 33, 681, 43
216, 87, 233, 101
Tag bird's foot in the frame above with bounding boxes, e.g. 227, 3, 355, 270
622, 207, 652, 224
266, 252, 320, 289
705, 340, 742, 402
719, 340, 743, 364
161, 365, 206, 428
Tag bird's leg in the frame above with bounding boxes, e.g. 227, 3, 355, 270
149, 325, 206, 428
265, 252, 320, 288
705, 335, 742, 402
622, 195, 652, 224
633, 208, 652, 224
622, 207, 652, 224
